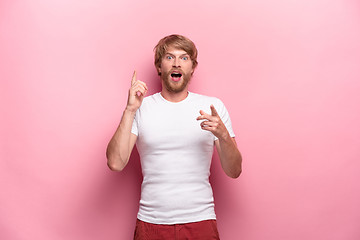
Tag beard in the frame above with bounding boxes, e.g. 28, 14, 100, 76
161, 69, 192, 93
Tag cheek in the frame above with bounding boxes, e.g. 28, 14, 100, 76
160, 62, 171, 71
186, 65, 195, 75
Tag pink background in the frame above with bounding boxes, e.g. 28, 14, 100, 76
1, 0, 360, 239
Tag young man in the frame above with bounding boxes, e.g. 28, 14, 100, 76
106, 34, 242, 239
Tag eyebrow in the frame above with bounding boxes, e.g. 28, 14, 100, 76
165, 52, 190, 57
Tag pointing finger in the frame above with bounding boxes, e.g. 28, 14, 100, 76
131, 70, 137, 85
210, 105, 219, 116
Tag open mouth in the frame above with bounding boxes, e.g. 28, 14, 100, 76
170, 72, 182, 81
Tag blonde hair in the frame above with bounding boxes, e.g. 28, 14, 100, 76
154, 34, 198, 75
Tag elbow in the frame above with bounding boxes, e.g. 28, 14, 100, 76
233, 169, 242, 179
107, 160, 125, 172
106, 153, 127, 172
228, 168, 242, 179
231, 154, 242, 178
226, 158, 242, 179
224, 149, 242, 179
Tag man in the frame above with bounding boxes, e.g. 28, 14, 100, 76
106, 34, 242, 239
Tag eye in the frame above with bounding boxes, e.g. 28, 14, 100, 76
182, 56, 189, 60
166, 55, 173, 60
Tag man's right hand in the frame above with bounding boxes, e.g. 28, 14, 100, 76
126, 71, 148, 112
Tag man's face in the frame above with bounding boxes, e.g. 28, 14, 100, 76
158, 46, 194, 93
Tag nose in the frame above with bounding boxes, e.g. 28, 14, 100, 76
172, 57, 180, 68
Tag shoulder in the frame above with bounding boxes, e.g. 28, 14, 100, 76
140, 92, 161, 106
190, 92, 224, 106
190, 92, 231, 119
143, 92, 161, 102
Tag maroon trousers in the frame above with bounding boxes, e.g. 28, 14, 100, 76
133, 219, 220, 240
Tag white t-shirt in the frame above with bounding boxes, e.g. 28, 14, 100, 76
131, 92, 235, 224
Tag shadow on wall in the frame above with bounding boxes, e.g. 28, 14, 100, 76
106, 148, 142, 236
77, 148, 143, 239
210, 149, 245, 236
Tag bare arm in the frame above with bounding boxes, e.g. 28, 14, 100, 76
106, 71, 147, 171
197, 105, 242, 178
214, 137, 242, 178
106, 110, 138, 171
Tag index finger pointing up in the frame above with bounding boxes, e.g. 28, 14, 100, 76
210, 104, 219, 116
131, 70, 137, 85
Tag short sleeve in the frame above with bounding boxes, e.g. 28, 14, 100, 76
213, 98, 235, 141
131, 110, 139, 136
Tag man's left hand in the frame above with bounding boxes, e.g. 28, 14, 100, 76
197, 105, 230, 140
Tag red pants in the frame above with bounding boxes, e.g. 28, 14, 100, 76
133, 219, 220, 240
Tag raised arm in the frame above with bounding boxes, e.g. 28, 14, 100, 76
106, 71, 147, 171
197, 105, 242, 178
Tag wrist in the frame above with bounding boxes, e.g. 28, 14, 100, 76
124, 106, 137, 114
217, 131, 231, 142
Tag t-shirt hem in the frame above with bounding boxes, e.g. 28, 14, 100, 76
137, 213, 217, 225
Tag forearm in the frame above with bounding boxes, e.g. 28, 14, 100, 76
106, 108, 136, 171
216, 135, 242, 178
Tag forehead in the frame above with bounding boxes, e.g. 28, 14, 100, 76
165, 46, 189, 56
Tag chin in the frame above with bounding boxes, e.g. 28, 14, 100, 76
164, 81, 186, 93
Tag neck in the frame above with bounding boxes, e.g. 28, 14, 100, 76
160, 86, 189, 103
